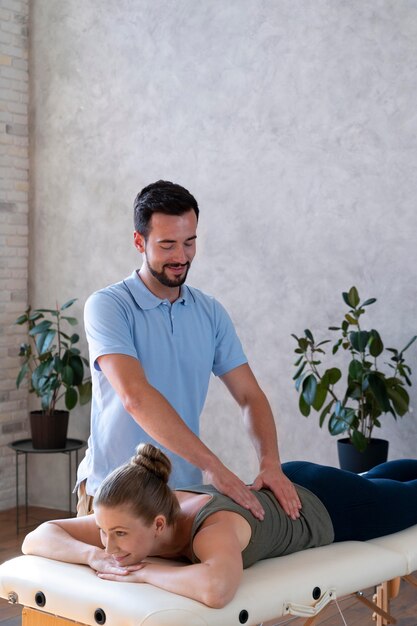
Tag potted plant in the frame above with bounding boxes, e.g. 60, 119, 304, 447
292, 286, 416, 472
15, 299, 92, 449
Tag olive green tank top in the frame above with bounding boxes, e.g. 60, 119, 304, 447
181, 484, 334, 569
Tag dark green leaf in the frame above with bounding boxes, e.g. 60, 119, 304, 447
324, 367, 342, 385
319, 400, 333, 427
400, 335, 417, 354
295, 371, 307, 392
65, 387, 78, 410
16, 363, 29, 388
294, 355, 303, 367
368, 373, 391, 412
348, 286, 360, 307
62, 365, 74, 386
328, 412, 348, 435
387, 385, 409, 416
62, 316, 78, 326
298, 338, 308, 352
54, 356, 64, 373
70, 333, 80, 344
312, 381, 328, 411
342, 292, 351, 307
304, 329, 314, 342
332, 339, 342, 355
345, 314, 357, 325
29, 312, 45, 321
78, 381, 92, 405
15, 313, 28, 325
349, 330, 370, 353
28, 320, 52, 335
61, 298, 77, 310
36, 329, 56, 355
293, 360, 307, 380
369, 329, 383, 358
362, 298, 377, 307
351, 430, 368, 452
299, 393, 311, 417
328, 326, 340, 331
69, 355, 84, 385
302, 374, 317, 406
348, 359, 363, 382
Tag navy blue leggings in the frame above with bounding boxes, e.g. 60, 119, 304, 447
282, 459, 417, 542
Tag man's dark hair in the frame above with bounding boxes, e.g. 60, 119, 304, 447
133, 180, 199, 238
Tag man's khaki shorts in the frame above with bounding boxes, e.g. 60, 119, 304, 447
76, 480, 94, 517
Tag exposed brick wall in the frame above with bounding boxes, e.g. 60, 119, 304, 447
0, 0, 30, 510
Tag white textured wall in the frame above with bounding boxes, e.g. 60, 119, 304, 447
28, 0, 417, 508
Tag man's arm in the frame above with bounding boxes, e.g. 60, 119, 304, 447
97, 353, 265, 519
220, 363, 302, 520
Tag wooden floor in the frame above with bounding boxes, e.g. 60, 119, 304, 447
0, 507, 416, 625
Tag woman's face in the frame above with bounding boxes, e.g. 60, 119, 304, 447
95, 504, 157, 566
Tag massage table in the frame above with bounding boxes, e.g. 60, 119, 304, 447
1, 525, 417, 626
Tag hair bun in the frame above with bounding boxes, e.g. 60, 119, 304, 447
132, 443, 171, 483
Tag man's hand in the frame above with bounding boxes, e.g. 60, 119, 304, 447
250, 465, 302, 520
203, 464, 265, 520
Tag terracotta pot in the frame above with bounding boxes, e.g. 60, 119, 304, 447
29, 410, 69, 450
337, 437, 389, 473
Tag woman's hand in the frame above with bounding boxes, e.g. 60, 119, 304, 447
96, 562, 148, 582
86, 547, 143, 576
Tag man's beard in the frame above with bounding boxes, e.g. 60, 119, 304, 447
146, 257, 191, 288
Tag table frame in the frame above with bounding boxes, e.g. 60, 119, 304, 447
8, 438, 86, 533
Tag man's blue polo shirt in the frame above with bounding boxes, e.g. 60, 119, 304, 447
77, 270, 247, 495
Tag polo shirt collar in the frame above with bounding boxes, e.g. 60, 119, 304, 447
124, 270, 189, 309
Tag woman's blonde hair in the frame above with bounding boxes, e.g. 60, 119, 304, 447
94, 443, 180, 526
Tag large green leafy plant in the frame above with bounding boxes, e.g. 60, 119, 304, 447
15, 299, 92, 415
292, 287, 416, 452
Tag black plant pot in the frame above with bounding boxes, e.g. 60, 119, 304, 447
29, 410, 69, 449
337, 437, 389, 473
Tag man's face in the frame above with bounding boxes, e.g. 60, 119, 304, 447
134, 210, 197, 289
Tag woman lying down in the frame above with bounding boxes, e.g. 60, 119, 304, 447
23, 443, 417, 608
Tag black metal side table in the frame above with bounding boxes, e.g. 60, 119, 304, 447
8, 438, 86, 533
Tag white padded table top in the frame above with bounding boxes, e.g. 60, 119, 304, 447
370, 525, 417, 572
1, 532, 414, 626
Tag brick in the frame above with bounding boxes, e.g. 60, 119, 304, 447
1, 89, 20, 102
1, 65, 27, 81
6, 235, 27, 247
6, 91, 27, 109
6, 190, 28, 202
11, 156, 29, 169
0, 0, 25, 13
0, 54, 12, 65
0, 44, 27, 60
0, 9, 12, 20
2, 420, 26, 434
11, 57, 27, 71
0, 30, 12, 45
7, 142, 27, 155
5, 122, 27, 136
10, 289, 26, 301
0, 201, 16, 211
13, 13, 27, 25
0, 110, 13, 123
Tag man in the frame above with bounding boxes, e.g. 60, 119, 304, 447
76, 180, 301, 520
